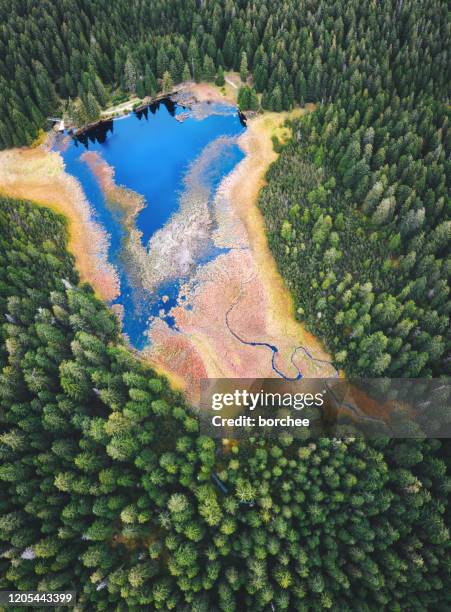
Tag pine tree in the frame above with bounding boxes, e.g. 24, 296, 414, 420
237, 86, 250, 109
215, 66, 225, 86
84, 93, 101, 122
144, 66, 158, 95
271, 85, 282, 112
124, 56, 137, 93
248, 88, 259, 111
161, 71, 174, 93
240, 52, 248, 82
188, 38, 201, 82
182, 63, 191, 82
136, 77, 145, 99
203, 55, 216, 82
253, 64, 267, 92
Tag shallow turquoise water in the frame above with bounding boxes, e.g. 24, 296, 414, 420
58, 99, 245, 348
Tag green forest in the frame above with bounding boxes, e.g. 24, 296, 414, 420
260, 96, 449, 377
0, 0, 448, 147
0, 198, 449, 610
1, 0, 448, 375
0, 0, 450, 609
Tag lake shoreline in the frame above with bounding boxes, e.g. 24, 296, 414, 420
0, 94, 335, 402
71, 90, 181, 137
143, 107, 337, 401
223, 110, 334, 370
0, 90, 244, 314
71, 80, 242, 138
0, 147, 120, 302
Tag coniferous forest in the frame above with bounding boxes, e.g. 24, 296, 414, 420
0, 0, 450, 610
0, 198, 449, 610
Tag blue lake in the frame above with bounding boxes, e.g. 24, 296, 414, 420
58, 99, 245, 348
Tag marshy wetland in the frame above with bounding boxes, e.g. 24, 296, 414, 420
0, 92, 335, 400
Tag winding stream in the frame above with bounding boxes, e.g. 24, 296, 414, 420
225, 299, 302, 380
224, 274, 338, 381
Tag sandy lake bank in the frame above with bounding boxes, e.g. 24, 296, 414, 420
0, 99, 335, 403
0, 146, 119, 302
144, 106, 337, 401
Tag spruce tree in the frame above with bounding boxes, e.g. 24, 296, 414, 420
161, 71, 174, 93
215, 66, 225, 86
239, 51, 248, 82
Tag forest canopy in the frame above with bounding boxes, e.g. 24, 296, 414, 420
1, 0, 448, 378
0, 198, 449, 610
0, 0, 450, 609
0, 0, 449, 147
